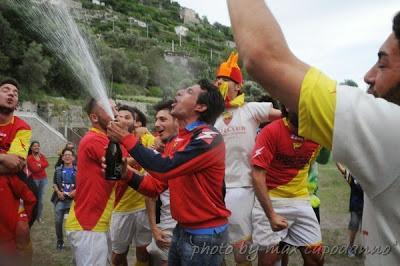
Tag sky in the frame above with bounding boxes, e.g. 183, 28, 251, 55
175, 0, 400, 89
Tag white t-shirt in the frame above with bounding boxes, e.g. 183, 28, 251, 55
158, 189, 176, 230
215, 102, 272, 187
333, 86, 400, 265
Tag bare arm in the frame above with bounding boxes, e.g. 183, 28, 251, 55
252, 166, 288, 231
145, 197, 158, 230
227, 0, 309, 112
145, 197, 171, 248
268, 108, 282, 121
336, 162, 346, 175
0, 154, 25, 174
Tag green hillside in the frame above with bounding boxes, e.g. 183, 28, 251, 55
0, 0, 248, 102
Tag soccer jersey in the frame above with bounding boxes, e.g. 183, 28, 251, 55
125, 122, 230, 229
65, 128, 116, 232
0, 116, 31, 158
298, 67, 400, 265
0, 116, 34, 252
251, 118, 320, 198
113, 134, 155, 212
215, 102, 272, 187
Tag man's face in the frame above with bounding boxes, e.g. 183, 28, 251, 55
155, 109, 178, 141
215, 77, 241, 100
117, 110, 135, 133
364, 33, 400, 105
171, 85, 206, 121
0, 83, 18, 114
91, 102, 112, 131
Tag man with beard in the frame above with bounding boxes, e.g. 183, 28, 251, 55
111, 105, 152, 266
227, 1, 400, 264
107, 80, 230, 266
145, 100, 178, 266
0, 79, 36, 265
251, 108, 323, 266
65, 98, 119, 266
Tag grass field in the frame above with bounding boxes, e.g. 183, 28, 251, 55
30, 159, 363, 266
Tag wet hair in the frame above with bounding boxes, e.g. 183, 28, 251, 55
28, 141, 40, 155
393, 11, 400, 41
133, 107, 147, 127
85, 98, 97, 115
0, 78, 21, 91
196, 79, 225, 125
118, 105, 147, 127
118, 105, 137, 121
154, 99, 174, 113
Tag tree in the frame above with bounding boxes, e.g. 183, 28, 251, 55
18, 42, 50, 92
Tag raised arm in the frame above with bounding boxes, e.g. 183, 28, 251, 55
227, 0, 309, 112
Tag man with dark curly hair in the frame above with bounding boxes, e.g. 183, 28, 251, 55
227, 1, 400, 265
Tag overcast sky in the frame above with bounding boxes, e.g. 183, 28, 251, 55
175, 0, 399, 89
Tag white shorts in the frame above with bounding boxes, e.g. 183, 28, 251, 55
225, 187, 255, 243
110, 209, 152, 254
252, 198, 322, 249
66, 230, 111, 266
146, 228, 173, 261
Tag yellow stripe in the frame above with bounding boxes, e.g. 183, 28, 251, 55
114, 133, 154, 212
8, 129, 31, 159
65, 201, 83, 231
298, 67, 337, 149
269, 147, 320, 198
92, 186, 116, 232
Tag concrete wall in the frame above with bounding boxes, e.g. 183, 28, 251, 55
16, 112, 67, 157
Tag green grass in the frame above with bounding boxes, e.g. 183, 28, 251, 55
30, 161, 363, 265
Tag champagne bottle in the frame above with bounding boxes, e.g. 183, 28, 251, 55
105, 141, 122, 180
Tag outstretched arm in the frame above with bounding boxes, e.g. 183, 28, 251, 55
227, 0, 309, 112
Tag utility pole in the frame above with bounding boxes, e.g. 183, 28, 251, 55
179, 33, 182, 47
146, 24, 149, 38
172, 40, 175, 52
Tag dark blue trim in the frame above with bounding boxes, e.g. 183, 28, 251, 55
128, 173, 144, 190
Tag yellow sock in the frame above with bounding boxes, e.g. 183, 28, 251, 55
135, 261, 149, 266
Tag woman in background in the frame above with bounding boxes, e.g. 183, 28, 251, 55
27, 141, 49, 224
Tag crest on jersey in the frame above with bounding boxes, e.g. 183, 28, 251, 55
223, 111, 233, 125
196, 129, 218, 144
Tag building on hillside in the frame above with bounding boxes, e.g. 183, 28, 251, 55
64, 0, 82, 9
92, 0, 105, 6
128, 17, 147, 28
175, 25, 189, 37
180, 7, 200, 24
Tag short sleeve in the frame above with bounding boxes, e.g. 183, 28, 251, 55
298, 67, 337, 149
246, 102, 272, 124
